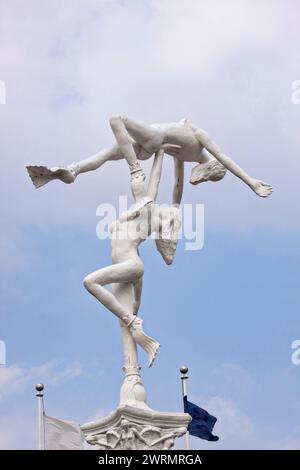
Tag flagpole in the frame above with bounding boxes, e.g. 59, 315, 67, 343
36, 383, 44, 450
180, 365, 190, 450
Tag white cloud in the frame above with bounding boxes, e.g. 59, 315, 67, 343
0, 360, 83, 399
185, 363, 300, 449
0, 0, 299, 234
203, 395, 254, 441
0, 233, 27, 274
175, 392, 254, 450
148, 0, 286, 79
269, 426, 300, 450
211, 363, 254, 402
0, 1, 299, 448
187, 363, 255, 445
0, 414, 36, 450
0, 360, 84, 448
86, 407, 109, 423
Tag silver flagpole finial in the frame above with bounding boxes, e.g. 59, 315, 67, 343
180, 365, 188, 375
180, 365, 189, 395
36, 383, 44, 394
180, 365, 190, 450
36, 383, 44, 450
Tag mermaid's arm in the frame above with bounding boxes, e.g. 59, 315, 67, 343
109, 116, 150, 203
189, 122, 272, 197
172, 158, 184, 206
191, 125, 254, 186
146, 149, 164, 201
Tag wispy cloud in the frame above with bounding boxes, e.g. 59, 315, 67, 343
0, 360, 83, 399
203, 395, 254, 441
0, 233, 28, 274
0, 0, 299, 451
270, 427, 300, 450
0, 360, 84, 448
0, 413, 36, 450
86, 407, 109, 423
0, 0, 299, 232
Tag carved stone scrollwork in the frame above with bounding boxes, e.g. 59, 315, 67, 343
81, 405, 191, 451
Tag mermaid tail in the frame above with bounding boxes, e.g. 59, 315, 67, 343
26, 165, 76, 189
129, 317, 160, 368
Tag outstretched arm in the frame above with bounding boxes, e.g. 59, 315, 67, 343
172, 158, 184, 205
190, 124, 272, 198
146, 149, 164, 201
110, 116, 150, 203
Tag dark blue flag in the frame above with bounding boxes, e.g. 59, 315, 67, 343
183, 396, 219, 442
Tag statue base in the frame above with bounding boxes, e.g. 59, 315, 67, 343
81, 405, 191, 450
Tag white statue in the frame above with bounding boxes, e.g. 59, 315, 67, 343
26, 116, 272, 199
26, 115, 272, 449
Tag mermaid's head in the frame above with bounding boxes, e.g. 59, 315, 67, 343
190, 159, 227, 185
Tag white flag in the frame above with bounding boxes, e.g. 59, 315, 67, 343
44, 415, 84, 450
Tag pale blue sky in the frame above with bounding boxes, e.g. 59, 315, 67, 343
0, 0, 300, 449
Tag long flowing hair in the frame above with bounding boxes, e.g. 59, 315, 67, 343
155, 205, 181, 265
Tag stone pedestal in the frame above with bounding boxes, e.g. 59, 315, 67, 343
81, 405, 190, 450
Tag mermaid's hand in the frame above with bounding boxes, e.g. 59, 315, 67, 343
127, 209, 141, 221
249, 179, 273, 198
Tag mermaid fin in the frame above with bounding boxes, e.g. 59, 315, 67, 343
26, 165, 76, 189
